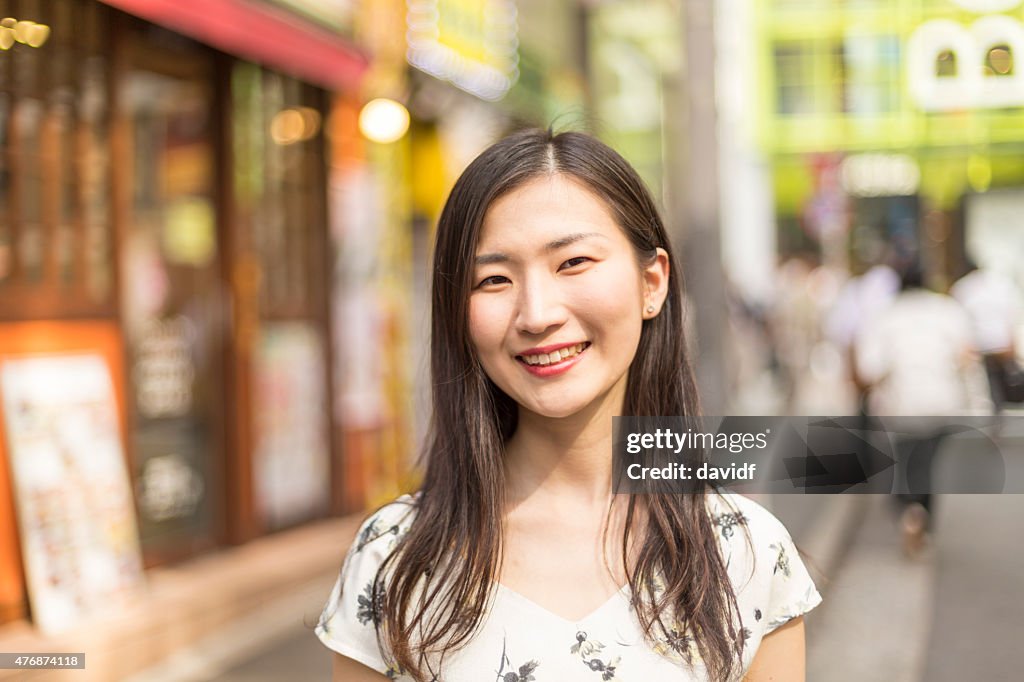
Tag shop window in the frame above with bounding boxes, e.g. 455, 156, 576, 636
774, 41, 846, 115
0, 0, 114, 319
774, 44, 816, 115
842, 35, 900, 115
233, 64, 324, 319
119, 23, 224, 563
232, 63, 331, 531
985, 44, 1013, 76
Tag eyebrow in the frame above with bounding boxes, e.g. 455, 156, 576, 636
474, 232, 606, 265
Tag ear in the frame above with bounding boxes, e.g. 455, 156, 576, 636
641, 247, 670, 319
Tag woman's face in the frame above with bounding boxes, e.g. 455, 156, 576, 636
469, 173, 668, 421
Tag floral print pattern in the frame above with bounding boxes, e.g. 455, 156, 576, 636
711, 510, 748, 540
570, 631, 620, 680
315, 492, 822, 681
653, 624, 697, 666
496, 637, 540, 682
355, 580, 384, 627
769, 542, 791, 578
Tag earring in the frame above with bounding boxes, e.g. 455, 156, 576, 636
646, 305, 655, 314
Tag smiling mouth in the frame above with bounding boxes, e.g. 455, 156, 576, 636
516, 342, 591, 367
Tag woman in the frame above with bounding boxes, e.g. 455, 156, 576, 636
317, 130, 820, 681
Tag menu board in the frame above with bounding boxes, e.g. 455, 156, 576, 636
0, 353, 143, 634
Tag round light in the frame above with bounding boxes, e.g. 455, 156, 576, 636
358, 98, 410, 144
13, 20, 34, 44
271, 108, 305, 145
26, 23, 49, 48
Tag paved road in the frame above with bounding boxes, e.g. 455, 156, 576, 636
804, 495, 934, 682
922, 494, 1024, 682
217, 627, 329, 682
804, 491, 1024, 682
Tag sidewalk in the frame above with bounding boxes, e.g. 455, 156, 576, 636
804, 495, 934, 682
0, 517, 360, 682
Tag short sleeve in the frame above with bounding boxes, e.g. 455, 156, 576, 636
315, 496, 417, 676
758, 514, 822, 635
710, 493, 822, 638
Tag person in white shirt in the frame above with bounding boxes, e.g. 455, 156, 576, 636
316, 130, 820, 681
856, 264, 983, 555
950, 261, 1024, 409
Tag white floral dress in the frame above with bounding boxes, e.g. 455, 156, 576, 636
316, 492, 821, 681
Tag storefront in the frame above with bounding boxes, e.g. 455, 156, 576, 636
0, 0, 366, 632
754, 0, 1024, 283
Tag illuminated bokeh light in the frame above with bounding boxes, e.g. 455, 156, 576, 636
270, 106, 322, 145
0, 18, 50, 50
358, 98, 410, 144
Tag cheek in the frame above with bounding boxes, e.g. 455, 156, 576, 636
468, 296, 508, 358
576, 263, 645, 318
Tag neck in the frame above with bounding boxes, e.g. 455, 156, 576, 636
503, 381, 625, 508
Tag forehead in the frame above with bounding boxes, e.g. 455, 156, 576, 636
478, 174, 623, 247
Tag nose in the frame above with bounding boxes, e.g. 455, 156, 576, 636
514, 273, 568, 336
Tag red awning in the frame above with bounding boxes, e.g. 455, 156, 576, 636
99, 0, 369, 91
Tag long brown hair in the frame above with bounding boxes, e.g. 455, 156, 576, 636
375, 129, 744, 680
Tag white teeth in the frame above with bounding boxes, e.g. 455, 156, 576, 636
520, 343, 588, 367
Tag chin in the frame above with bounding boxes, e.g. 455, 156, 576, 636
519, 391, 596, 420
529, 403, 586, 419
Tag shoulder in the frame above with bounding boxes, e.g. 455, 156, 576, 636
315, 493, 421, 677
706, 491, 791, 546
707, 492, 822, 640
350, 493, 420, 558
705, 492, 804, 598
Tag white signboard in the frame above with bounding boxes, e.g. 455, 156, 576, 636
908, 1, 1024, 110
0, 354, 144, 634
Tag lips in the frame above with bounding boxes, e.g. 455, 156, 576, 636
516, 342, 590, 366
515, 342, 590, 377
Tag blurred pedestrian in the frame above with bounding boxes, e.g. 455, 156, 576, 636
950, 260, 1024, 411
769, 255, 826, 412
855, 264, 987, 556
825, 260, 899, 412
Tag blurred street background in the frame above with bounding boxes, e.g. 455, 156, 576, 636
0, 0, 1023, 680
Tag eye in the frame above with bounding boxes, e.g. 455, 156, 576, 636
475, 274, 510, 289
559, 256, 592, 271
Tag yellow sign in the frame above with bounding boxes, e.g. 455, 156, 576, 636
406, 0, 519, 101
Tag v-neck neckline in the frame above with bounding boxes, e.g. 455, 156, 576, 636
493, 581, 631, 625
